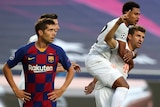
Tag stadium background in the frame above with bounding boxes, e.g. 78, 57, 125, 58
0, 0, 160, 107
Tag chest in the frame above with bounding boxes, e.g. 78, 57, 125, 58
23, 49, 59, 65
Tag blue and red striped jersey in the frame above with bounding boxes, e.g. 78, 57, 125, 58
7, 42, 71, 107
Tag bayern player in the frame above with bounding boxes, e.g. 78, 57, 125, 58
84, 1, 140, 107
85, 21, 146, 107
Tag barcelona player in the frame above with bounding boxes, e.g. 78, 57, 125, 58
2, 18, 75, 107
18, 13, 80, 107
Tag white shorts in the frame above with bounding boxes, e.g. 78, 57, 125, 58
95, 83, 114, 107
18, 70, 25, 107
85, 54, 123, 88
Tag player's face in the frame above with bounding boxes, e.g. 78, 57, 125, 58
42, 24, 57, 44
127, 8, 140, 25
130, 31, 145, 49
53, 19, 60, 32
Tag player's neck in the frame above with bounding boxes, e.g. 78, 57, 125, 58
128, 42, 135, 51
35, 41, 48, 52
124, 21, 129, 27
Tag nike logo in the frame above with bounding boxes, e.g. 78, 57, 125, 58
28, 57, 35, 60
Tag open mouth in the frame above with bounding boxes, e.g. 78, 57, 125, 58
136, 20, 139, 23
137, 42, 142, 46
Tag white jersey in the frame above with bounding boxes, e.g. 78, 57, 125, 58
28, 34, 38, 43
87, 18, 129, 107
94, 42, 131, 90
88, 18, 128, 59
110, 41, 130, 79
94, 42, 130, 107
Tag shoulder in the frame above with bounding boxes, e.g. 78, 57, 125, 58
100, 18, 119, 33
49, 44, 65, 52
104, 18, 119, 31
108, 18, 119, 25
119, 23, 128, 29
116, 23, 128, 34
18, 42, 35, 52
115, 23, 128, 42
26, 42, 35, 48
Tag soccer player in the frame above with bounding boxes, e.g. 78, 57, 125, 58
27, 14, 80, 71
2, 18, 75, 107
85, 15, 146, 107
18, 13, 80, 107
84, 1, 140, 107
86, 25, 146, 107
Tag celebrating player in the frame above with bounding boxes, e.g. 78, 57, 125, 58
84, 1, 141, 107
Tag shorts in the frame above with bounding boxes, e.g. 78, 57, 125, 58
95, 83, 114, 107
18, 70, 25, 107
85, 54, 123, 88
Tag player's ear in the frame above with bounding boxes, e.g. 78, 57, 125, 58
38, 30, 43, 37
127, 34, 132, 40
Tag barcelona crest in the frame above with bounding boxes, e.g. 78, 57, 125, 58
48, 55, 54, 63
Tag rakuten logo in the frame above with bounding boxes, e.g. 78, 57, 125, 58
28, 64, 53, 73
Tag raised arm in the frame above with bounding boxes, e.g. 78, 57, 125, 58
104, 20, 122, 48
104, 11, 134, 71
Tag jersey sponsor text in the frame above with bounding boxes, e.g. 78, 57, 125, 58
28, 64, 53, 73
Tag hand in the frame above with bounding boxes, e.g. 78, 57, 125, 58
123, 49, 135, 71
84, 82, 95, 95
14, 89, 31, 102
118, 10, 131, 24
47, 89, 64, 101
123, 49, 133, 63
71, 62, 81, 72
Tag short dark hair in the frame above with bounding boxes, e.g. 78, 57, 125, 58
39, 13, 58, 19
122, 1, 140, 14
35, 18, 55, 36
